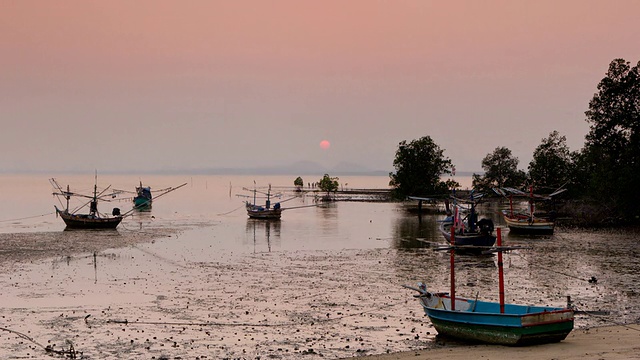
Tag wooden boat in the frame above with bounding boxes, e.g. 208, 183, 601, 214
439, 193, 496, 251
406, 228, 574, 345
246, 203, 282, 219
501, 210, 555, 235
50, 176, 123, 230
54, 207, 122, 229
439, 220, 496, 247
494, 186, 565, 235
244, 184, 283, 220
133, 181, 153, 210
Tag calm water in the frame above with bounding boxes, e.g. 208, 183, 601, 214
0, 174, 638, 359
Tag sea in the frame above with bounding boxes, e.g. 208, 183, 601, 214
0, 173, 638, 359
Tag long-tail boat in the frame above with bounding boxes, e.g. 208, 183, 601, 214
50, 175, 123, 229
405, 227, 574, 345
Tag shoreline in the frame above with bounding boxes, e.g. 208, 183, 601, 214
342, 324, 640, 360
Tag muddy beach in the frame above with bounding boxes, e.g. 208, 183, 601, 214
1, 175, 639, 359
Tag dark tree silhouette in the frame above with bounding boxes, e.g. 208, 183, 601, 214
389, 136, 453, 199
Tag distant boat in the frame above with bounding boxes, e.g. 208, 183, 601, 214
133, 181, 152, 210
439, 192, 496, 251
50, 175, 123, 230
405, 228, 574, 345
494, 186, 566, 235
114, 181, 186, 211
245, 184, 282, 220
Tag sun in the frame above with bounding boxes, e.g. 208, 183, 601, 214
319, 140, 331, 150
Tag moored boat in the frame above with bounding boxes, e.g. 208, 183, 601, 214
501, 210, 555, 235
412, 288, 574, 345
439, 192, 496, 251
54, 206, 122, 229
133, 181, 152, 210
406, 228, 574, 345
50, 176, 123, 230
494, 186, 565, 235
245, 184, 282, 220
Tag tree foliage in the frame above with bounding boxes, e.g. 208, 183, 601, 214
388, 136, 453, 199
318, 174, 339, 193
294, 176, 304, 187
578, 58, 640, 219
472, 147, 526, 192
528, 131, 573, 190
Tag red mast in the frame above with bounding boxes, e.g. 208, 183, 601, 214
450, 225, 456, 311
497, 227, 505, 313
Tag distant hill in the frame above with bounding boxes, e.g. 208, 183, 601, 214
153, 161, 389, 176
40, 163, 478, 177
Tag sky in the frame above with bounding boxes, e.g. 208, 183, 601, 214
1, 0, 639, 174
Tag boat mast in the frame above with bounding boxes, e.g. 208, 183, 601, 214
66, 185, 70, 212
90, 171, 98, 216
266, 184, 271, 209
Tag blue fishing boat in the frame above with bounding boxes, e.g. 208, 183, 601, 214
406, 228, 574, 345
133, 181, 152, 210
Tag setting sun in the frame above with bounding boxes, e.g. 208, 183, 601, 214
319, 140, 330, 150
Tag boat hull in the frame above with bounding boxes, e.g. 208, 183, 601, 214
133, 196, 152, 210
420, 294, 574, 346
428, 313, 573, 345
246, 206, 282, 220
440, 222, 496, 248
56, 208, 122, 229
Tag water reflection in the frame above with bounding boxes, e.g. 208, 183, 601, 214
245, 219, 281, 253
391, 207, 443, 249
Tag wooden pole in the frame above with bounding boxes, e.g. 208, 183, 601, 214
497, 227, 505, 313
450, 224, 456, 311
529, 185, 535, 219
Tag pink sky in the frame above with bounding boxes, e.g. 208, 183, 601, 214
1, 0, 639, 173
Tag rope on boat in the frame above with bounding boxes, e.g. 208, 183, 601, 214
217, 204, 245, 216
511, 251, 597, 283
102, 300, 406, 329
574, 310, 640, 332
0, 212, 54, 223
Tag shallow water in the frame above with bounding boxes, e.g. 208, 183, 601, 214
0, 174, 638, 359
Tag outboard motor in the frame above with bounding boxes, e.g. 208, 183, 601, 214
112, 207, 121, 216
477, 218, 494, 235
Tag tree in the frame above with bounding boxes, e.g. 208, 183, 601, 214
318, 174, 339, 193
579, 58, 640, 220
473, 147, 526, 192
388, 136, 453, 199
528, 131, 573, 190
294, 176, 304, 187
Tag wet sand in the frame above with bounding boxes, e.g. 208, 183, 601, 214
347, 324, 640, 360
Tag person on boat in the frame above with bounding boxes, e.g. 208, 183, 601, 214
274, 202, 281, 210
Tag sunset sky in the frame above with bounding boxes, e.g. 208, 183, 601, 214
1, 0, 638, 174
